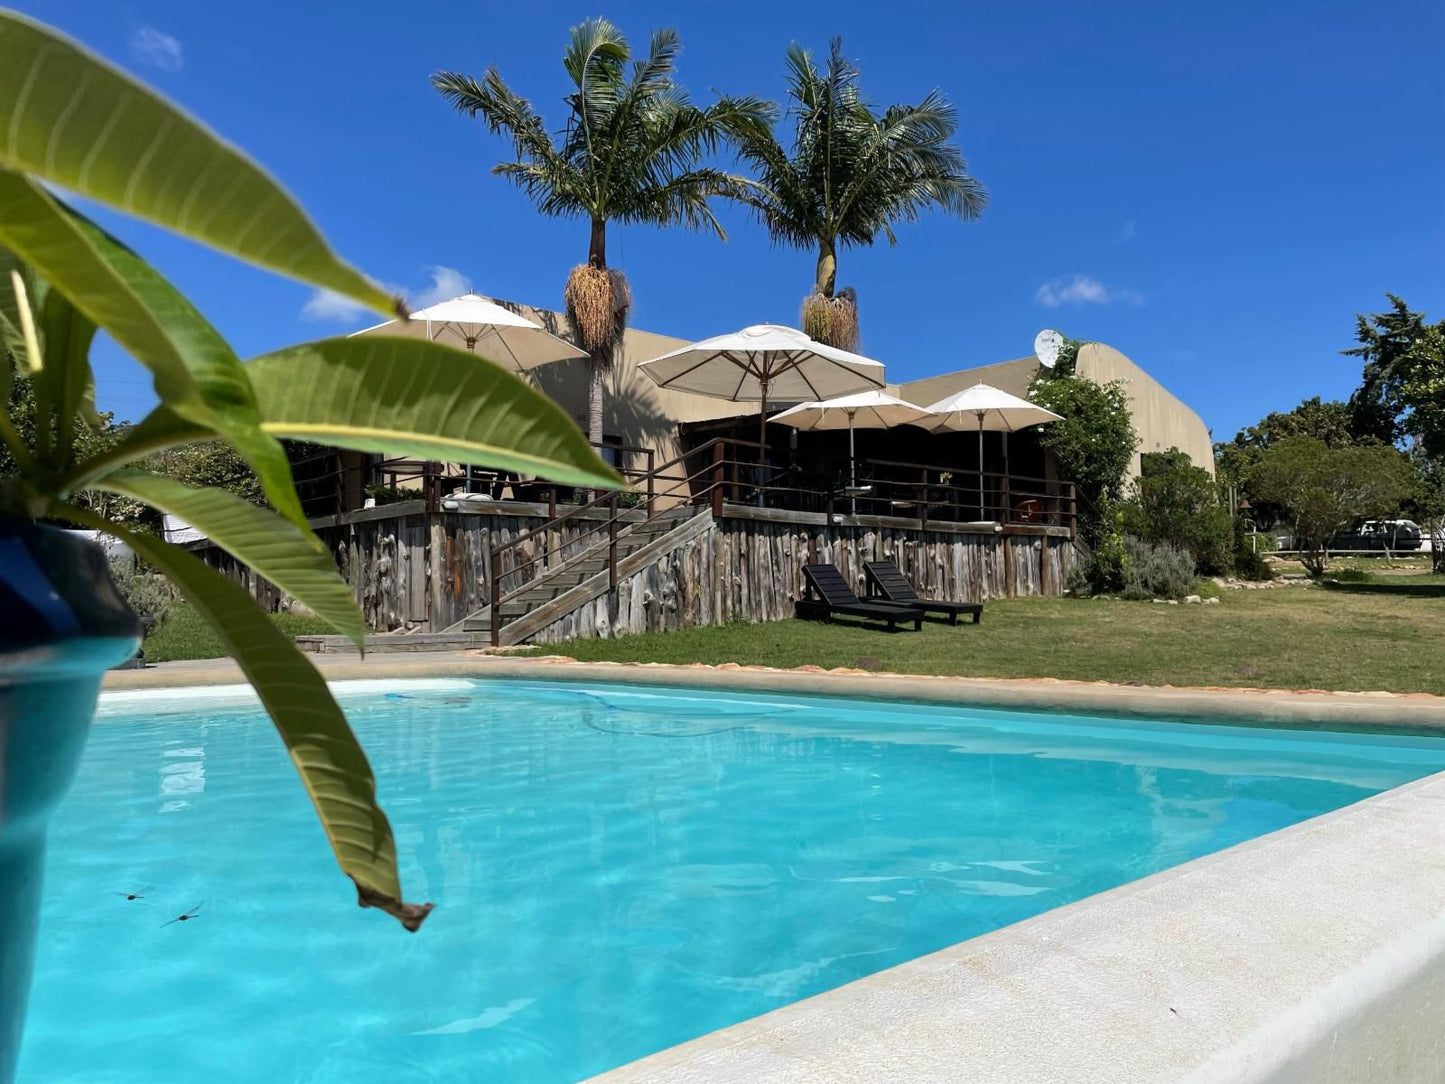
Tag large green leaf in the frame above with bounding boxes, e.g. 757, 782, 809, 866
0, 11, 397, 316
93, 469, 365, 647
247, 337, 622, 489
0, 172, 311, 531
68, 509, 432, 932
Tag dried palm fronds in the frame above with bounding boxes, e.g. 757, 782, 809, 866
800, 286, 859, 351
565, 264, 632, 358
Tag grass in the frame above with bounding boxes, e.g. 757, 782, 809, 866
143, 603, 334, 663
529, 571, 1445, 695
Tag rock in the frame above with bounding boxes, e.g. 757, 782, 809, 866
1168, 599, 1180, 605
1184, 595, 1202, 604
1151, 598, 1162, 604
1204, 597, 1221, 605
289, 600, 316, 618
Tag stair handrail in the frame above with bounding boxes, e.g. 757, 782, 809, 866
486, 436, 757, 641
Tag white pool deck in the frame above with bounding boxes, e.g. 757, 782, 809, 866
106, 655, 1445, 1083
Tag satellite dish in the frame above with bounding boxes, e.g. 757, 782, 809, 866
1034, 329, 1063, 369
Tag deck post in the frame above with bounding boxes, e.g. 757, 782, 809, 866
919, 467, 929, 529
1068, 483, 1078, 538
711, 441, 725, 518
608, 493, 619, 589
424, 462, 441, 514
489, 545, 502, 645
1001, 471, 1011, 525
645, 449, 656, 517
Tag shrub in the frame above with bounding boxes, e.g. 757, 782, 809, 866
1120, 449, 1232, 574
1231, 517, 1274, 579
1075, 496, 1127, 594
1121, 538, 1196, 600
108, 558, 175, 635
1029, 372, 1139, 549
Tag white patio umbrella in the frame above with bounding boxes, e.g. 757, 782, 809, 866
926, 383, 1063, 517
637, 324, 887, 447
353, 293, 586, 372
771, 390, 933, 490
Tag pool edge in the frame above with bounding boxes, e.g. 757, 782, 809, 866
105, 654, 1445, 733
583, 769, 1445, 1083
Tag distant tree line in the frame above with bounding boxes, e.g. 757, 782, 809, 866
1216, 294, 1445, 573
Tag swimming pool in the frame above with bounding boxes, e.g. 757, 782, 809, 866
20, 678, 1445, 1082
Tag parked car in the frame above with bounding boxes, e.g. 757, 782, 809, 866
1327, 519, 1423, 551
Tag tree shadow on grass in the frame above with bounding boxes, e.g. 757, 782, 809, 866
1320, 579, 1445, 599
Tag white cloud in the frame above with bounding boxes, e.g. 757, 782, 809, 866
409, 266, 470, 308
1035, 274, 1143, 309
1113, 220, 1136, 243
300, 289, 374, 323
299, 266, 470, 323
129, 27, 183, 72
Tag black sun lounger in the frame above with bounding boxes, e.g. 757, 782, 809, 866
864, 560, 983, 625
796, 564, 923, 632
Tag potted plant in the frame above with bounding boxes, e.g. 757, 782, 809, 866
0, 13, 618, 1079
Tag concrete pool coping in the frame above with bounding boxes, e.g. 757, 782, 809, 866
587, 770, 1445, 1084
105, 651, 1445, 732
105, 655, 1445, 1081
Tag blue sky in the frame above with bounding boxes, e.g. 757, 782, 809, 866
20, 0, 1445, 441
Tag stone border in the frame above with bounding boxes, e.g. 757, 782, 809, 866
104, 654, 1445, 732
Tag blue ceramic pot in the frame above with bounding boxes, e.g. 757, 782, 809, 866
0, 523, 140, 1082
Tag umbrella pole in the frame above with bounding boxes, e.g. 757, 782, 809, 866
757, 377, 768, 507
849, 411, 857, 515
977, 414, 985, 520
849, 412, 856, 489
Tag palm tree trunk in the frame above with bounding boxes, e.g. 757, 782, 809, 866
586, 358, 606, 449
589, 218, 607, 269
586, 218, 608, 447
814, 237, 836, 297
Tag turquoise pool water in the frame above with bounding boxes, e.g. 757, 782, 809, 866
20, 678, 1445, 1082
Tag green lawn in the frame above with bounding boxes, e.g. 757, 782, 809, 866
143, 603, 334, 663
531, 574, 1445, 695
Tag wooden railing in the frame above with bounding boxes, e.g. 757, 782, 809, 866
479, 437, 1077, 642
288, 442, 655, 519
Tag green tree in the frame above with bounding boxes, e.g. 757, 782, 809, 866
1215, 396, 1360, 525
725, 38, 987, 349
1121, 449, 1233, 574
1029, 374, 1139, 549
1345, 294, 1443, 444
1249, 437, 1413, 576
148, 439, 264, 504
432, 19, 765, 445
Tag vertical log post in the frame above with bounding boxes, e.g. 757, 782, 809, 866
546, 486, 558, 569
645, 449, 656, 517
919, 467, 929, 530
489, 545, 502, 645
1068, 483, 1078, 538
608, 493, 619, 589
711, 441, 725, 518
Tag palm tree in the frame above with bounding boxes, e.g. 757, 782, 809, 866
728, 39, 988, 350
433, 19, 768, 446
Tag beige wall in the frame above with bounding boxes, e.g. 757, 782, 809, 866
360, 304, 1213, 485
896, 344, 1214, 480
358, 299, 754, 485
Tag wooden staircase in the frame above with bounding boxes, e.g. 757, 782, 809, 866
447, 504, 706, 646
